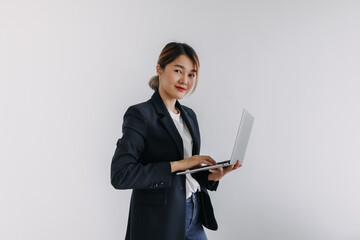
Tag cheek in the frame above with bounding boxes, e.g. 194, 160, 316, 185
188, 79, 195, 88
160, 74, 174, 88
164, 73, 177, 84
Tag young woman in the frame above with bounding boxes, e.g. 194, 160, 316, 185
111, 42, 241, 240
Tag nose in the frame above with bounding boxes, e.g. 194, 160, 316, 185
179, 74, 188, 85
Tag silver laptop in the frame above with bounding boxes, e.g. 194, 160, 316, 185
177, 109, 254, 175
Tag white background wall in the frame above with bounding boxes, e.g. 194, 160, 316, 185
1, 1, 360, 239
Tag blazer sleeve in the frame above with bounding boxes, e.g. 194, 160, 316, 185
111, 106, 172, 190
192, 171, 219, 191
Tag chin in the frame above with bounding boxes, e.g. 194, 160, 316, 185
175, 92, 187, 100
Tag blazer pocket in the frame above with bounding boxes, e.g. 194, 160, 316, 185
133, 189, 168, 206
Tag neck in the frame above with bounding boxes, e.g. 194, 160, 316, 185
158, 89, 178, 114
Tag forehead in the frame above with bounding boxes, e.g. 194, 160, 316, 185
169, 55, 196, 71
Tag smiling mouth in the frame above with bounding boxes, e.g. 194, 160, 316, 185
175, 86, 186, 92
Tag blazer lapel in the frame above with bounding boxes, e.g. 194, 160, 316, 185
150, 91, 184, 158
176, 102, 200, 156
150, 90, 201, 158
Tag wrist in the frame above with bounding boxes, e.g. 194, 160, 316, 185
170, 161, 179, 173
208, 174, 213, 181
208, 174, 217, 181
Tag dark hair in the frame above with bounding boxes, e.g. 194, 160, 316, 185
149, 42, 200, 94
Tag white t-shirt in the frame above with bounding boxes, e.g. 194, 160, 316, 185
168, 109, 201, 199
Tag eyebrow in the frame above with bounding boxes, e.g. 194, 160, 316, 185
173, 64, 197, 73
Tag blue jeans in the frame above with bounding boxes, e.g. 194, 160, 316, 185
185, 192, 208, 240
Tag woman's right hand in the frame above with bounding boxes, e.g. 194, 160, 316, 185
170, 155, 217, 173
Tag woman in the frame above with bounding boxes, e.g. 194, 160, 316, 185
111, 42, 241, 240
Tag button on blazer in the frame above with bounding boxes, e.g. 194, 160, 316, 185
111, 90, 219, 240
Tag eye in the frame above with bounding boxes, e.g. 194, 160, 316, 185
189, 74, 195, 78
175, 69, 182, 73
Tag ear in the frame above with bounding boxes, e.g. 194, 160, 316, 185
156, 64, 163, 76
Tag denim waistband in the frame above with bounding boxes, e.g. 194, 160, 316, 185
186, 191, 200, 202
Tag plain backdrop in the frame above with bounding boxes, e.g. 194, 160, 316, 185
1, 1, 360, 239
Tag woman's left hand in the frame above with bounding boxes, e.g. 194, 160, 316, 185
208, 160, 242, 181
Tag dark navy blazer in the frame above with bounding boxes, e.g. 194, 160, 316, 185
111, 90, 219, 240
